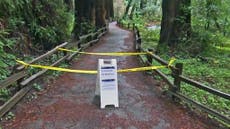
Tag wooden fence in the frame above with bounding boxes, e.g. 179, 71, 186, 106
0, 24, 108, 118
117, 21, 230, 125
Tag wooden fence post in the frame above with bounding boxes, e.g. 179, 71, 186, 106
63, 49, 67, 56
171, 63, 183, 100
77, 36, 81, 49
136, 38, 141, 52
90, 35, 93, 46
17, 72, 23, 90
174, 63, 183, 92
136, 30, 141, 52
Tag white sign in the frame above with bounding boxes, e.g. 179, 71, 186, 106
96, 59, 119, 109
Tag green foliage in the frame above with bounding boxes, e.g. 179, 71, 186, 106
33, 83, 42, 92
0, 0, 75, 80
0, 29, 16, 79
139, 0, 162, 21
26, 0, 74, 49
141, 29, 160, 49
0, 88, 10, 102
0, 0, 74, 49
80, 22, 96, 34
192, 0, 230, 35
5, 112, 15, 120
155, 53, 230, 117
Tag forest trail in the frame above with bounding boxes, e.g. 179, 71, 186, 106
2, 22, 217, 129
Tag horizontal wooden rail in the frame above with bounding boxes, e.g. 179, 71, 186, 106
67, 47, 82, 61
178, 75, 230, 100
81, 39, 99, 50
0, 84, 33, 118
149, 53, 168, 66
0, 71, 27, 89
80, 33, 93, 40
97, 31, 107, 39
17, 42, 68, 71
20, 55, 68, 86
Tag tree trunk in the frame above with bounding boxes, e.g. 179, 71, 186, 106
105, 0, 110, 19
159, 0, 191, 46
95, 0, 106, 27
105, 0, 114, 20
89, 0, 96, 25
109, 0, 114, 19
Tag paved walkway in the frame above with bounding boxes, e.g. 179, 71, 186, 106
1, 22, 217, 129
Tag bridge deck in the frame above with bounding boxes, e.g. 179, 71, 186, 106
2, 22, 217, 129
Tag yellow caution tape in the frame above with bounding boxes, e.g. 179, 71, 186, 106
16, 60, 97, 74
16, 58, 175, 74
118, 65, 167, 73
58, 48, 150, 56
168, 57, 176, 67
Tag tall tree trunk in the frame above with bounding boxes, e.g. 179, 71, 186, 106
105, 0, 110, 19
73, 0, 84, 36
74, 0, 91, 36
90, 0, 96, 26
109, 0, 114, 18
95, 0, 106, 27
105, 0, 114, 20
159, 0, 191, 46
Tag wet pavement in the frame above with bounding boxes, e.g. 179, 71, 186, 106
1, 22, 219, 129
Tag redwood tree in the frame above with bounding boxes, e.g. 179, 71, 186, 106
95, 0, 106, 27
159, 0, 191, 46
105, 0, 114, 19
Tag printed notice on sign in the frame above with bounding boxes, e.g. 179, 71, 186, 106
98, 59, 119, 108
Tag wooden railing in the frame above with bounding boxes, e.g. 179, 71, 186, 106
117, 21, 230, 125
0, 24, 108, 118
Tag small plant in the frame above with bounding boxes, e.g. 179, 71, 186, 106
28, 67, 39, 76
5, 112, 15, 120
33, 83, 42, 92
26, 92, 38, 102
0, 88, 10, 102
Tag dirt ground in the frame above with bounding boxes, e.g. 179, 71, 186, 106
1, 22, 219, 129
